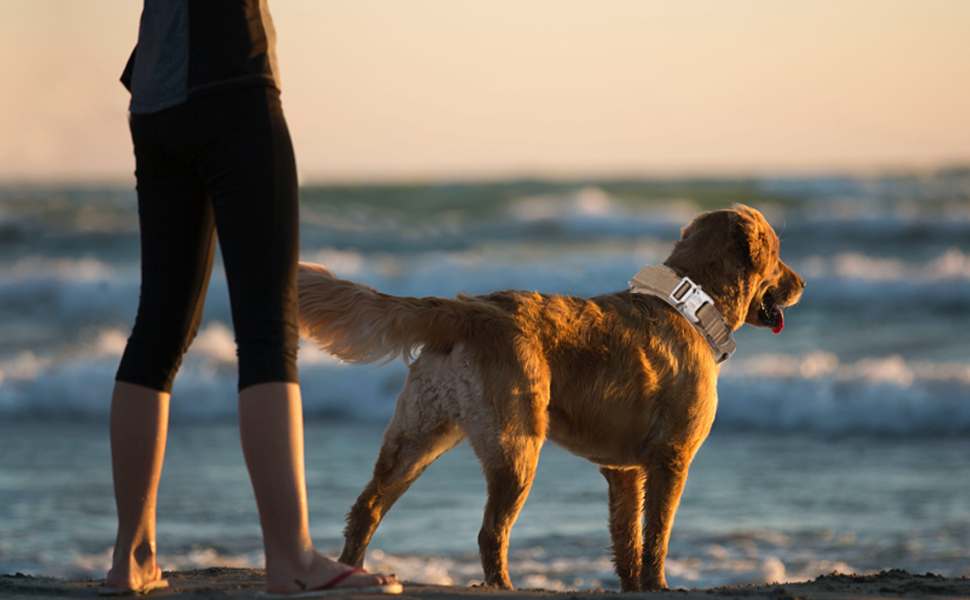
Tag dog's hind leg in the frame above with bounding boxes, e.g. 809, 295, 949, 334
462, 345, 551, 589
600, 466, 646, 592
340, 365, 465, 567
467, 432, 543, 589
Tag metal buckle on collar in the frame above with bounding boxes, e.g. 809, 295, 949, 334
668, 276, 713, 324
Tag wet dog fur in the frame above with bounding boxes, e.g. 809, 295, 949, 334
297, 204, 805, 591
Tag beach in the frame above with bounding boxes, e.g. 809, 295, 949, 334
2, 178, 970, 587
3, 568, 969, 600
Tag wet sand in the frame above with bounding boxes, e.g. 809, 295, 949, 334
2, 568, 968, 600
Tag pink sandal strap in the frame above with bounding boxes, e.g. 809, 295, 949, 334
316, 568, 367, 591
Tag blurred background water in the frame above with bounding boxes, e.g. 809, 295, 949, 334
2, 173, 970, 589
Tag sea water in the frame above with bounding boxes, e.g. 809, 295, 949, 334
1, 175, 969, 589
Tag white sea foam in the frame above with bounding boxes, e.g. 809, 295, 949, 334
2, 331, 969, 435
798, 247, 970, 282
0, 321, 405, 422
509, 187, 624, 222
1, 544, 808, 589
0, 255, 120, 281
722, 351, 970, 387
22, 530, 970, 590
717, 352, 970, 434
3, 245, 968, 345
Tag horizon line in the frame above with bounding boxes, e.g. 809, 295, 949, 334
2, 163, 969, 190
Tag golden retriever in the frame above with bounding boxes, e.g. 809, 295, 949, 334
297, 204, 804, 591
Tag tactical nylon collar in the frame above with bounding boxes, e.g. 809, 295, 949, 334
628, 265, 736, 364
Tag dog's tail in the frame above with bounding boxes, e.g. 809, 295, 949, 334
297, 262, 506, 364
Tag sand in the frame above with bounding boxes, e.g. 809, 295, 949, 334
1, 569, 968, 600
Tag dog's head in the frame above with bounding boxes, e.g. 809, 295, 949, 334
665, 204, 804, 332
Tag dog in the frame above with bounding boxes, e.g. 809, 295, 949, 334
297, 204, 804, 591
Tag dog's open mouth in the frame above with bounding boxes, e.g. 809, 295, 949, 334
759, 290, 784, 334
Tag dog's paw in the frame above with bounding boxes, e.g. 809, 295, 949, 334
641, 580, 669, 593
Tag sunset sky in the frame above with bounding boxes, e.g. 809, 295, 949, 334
2, 0, 968, 183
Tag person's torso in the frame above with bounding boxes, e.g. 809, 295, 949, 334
122, 0, 280, 114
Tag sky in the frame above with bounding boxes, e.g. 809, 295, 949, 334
1, 0, 968, 184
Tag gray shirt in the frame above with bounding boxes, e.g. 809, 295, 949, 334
122, 0, 281, 114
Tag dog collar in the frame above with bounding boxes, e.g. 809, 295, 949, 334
628, 265, 737, 364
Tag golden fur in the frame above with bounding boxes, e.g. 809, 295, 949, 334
297, 204, 804, 591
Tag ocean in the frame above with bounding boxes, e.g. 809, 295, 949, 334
1, 174, 969, 589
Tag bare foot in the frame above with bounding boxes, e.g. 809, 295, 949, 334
264, 550, 399, 595
103, 563, 167, 594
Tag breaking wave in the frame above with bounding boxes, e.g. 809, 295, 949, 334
0, 323, 967, 436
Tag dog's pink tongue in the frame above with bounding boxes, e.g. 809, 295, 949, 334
771, 307, 785, 334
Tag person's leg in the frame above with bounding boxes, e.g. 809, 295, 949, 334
107, 106, 215, 592
239, 383, 398, 594
105, 382, 171, 591
197, 87, 397, 593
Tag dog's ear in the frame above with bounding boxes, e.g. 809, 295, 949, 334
668, 210, 735, 274
678, 210, 731, 250
730, 205, 774, 273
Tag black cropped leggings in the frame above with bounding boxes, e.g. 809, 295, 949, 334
116, 86, 299, 393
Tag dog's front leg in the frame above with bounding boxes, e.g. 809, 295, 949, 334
641, 444, 691, 592
600, 466, 645, 592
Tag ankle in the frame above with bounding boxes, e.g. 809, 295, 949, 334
111, 540, 157, 575
133, 541, 157, 566
264, 543, 316, 581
